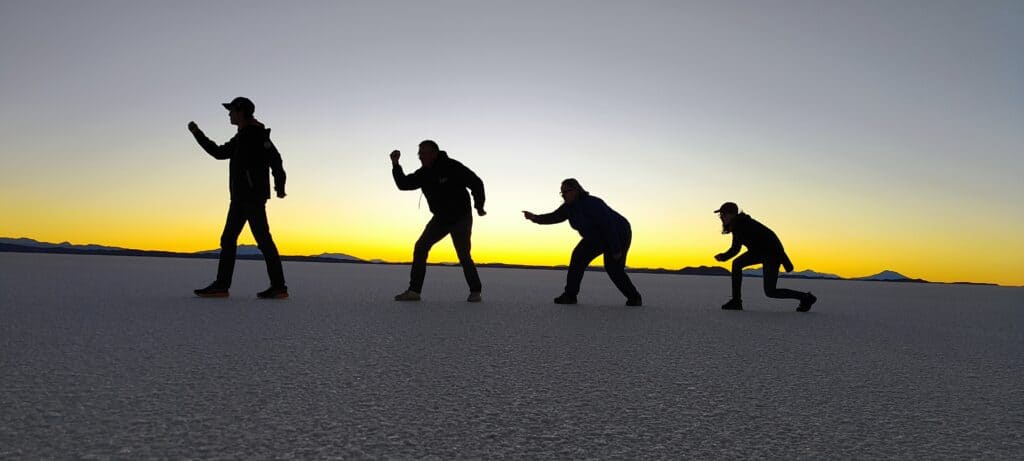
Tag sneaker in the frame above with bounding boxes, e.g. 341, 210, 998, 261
194, 282, 229, 298
394, 290, 421, 301
467, 292, 482, 303
626, 295, 643, 307
257, 286, 289, 299
797, 292, 817, 312
721, 298, 743, 310
553, 293, 577, 305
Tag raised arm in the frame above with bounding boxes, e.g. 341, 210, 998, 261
188, 121, 233, 160
390, 150, 422, 190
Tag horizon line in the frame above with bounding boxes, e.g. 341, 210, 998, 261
1, 236, 1016, 288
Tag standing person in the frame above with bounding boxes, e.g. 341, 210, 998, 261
713, 202, 816, 311
391, 140, 486, 302
189, 97, 288, 299
523, 179, 643, 306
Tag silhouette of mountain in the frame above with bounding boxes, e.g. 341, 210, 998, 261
196, 244, 263, 256
742, 268, 841, 279
316, 252, 361, 261
0, 237, 992, 286
0, 237, 127, 252
676, 266, 731, 276
855, 270, 927, 283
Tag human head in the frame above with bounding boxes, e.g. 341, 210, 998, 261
714, 202, 739, 231
560, 178, 588, 204
222, 97, 255, 125
418, 140, 440, 167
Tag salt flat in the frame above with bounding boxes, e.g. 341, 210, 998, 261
1, 252, 1022, 459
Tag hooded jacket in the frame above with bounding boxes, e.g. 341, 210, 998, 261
721, 213, 793, 270
193, 123, 286, 201
533, 194, 631, 255
392, 151, 485, 223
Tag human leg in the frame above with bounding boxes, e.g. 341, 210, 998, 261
603, 236, 641, 302
215, 201, 248, 287
761, 260, 804, 301
408, 217, 449, 293
565, 239, 602, 297
450, 215, 482, 293
730, 252, 762, 301
246, 201, 286, 289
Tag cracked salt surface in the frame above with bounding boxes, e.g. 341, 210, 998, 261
1, 253, 1022, 458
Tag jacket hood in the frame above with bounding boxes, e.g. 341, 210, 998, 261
239, 120, 267, 132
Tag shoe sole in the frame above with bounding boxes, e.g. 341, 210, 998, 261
195, 292, 229, 298
258, 293, 289, 299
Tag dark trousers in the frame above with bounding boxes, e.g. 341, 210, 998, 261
731, 252, 804, 301
409, 214, 481, 293
216, 200, 286, 288
565, 236, 641, 300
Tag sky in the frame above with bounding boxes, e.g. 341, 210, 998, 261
1, 0, 1022, 285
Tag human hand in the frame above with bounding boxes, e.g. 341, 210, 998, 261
276, 190, 286, 199
187, 121, 200, 134
477, 208, 487, 217
389, 150, 400, 164
522, 211, 537, 222
714, 253, 728, 262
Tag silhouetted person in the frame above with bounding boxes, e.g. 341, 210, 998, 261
391, 140, 486, 302
713, 202, 816, 311
189, 97, 288, 299
523, 179, 642, 306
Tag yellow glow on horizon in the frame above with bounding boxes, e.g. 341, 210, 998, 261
2, 154, 1023, 287
4, 199, 1022, 287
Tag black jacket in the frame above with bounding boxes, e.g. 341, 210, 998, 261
193, 124, 285, 201
533, 194, 631, 254
721, 213, 793, 269
392, 152, 485, 223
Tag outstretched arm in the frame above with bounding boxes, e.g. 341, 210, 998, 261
188, 121, 233, 160
525, 205, 568, 225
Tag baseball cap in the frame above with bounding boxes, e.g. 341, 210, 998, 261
713, 202, 738, 214
222, 97, 255, 115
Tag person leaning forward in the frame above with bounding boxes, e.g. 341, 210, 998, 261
189, 97, 289, 299
390, 140, 486, 302
713, 202, 816, 312
523, 178, 643, 307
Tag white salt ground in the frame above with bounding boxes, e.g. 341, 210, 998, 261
1, 252, 1022, 459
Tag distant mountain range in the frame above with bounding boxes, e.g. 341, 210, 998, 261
742, 268, 842, 279
740, 267, 928, 283
0, 238, 364, 264
0, 237, 999, 286
194, 244, 361, 261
